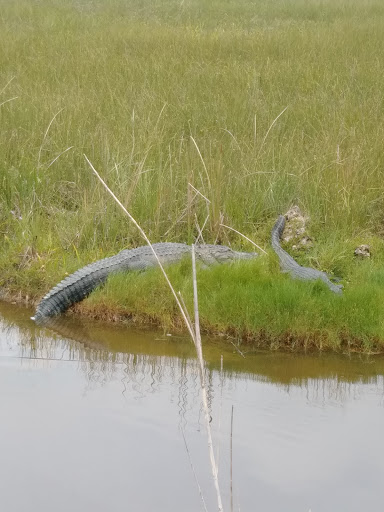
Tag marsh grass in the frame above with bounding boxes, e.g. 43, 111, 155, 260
2, 0, 384, 350
77, 254, 384, 352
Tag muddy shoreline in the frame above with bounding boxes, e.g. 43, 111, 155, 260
2, 286, 383, 355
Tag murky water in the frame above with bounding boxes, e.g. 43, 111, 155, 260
0, 302, 384, 512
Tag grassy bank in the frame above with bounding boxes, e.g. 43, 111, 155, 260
72, 254, 384, 353
4, 249, 384, 353
2, 0, 384, 352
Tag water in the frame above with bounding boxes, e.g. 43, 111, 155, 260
0, 301, 383, 512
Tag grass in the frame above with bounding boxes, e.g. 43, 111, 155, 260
75, 254, 384, 353
2, 0, 384, 351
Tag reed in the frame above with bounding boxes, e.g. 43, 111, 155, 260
85, 156, 224, 510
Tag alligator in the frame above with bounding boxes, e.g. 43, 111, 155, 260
31, 243, 257, 323
31, 215, 343, 324
271, 215, 343, 294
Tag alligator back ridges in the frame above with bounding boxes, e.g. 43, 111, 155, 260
32, 242, 257, 323
271, 215, 343, 294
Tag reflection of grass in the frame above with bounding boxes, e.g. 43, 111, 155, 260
2, 0, 384, 350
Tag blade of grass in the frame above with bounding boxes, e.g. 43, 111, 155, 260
0, 96, 18, 108
220, 223, 267, 255
37, 108, 65, 169
190, 136, 212, 191
84, 154, 196, 341
257, 105, 288, 157
0, 76, 15, 96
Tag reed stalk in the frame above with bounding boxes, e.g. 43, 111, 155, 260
85, 155, 224, 511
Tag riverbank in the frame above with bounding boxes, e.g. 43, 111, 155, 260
2, 0, 384, 353
3, 247, 384, 354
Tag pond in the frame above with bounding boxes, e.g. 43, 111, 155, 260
0, 301, 383, 512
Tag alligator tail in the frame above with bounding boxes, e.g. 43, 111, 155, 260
271, 215, 286, 250
32, 253, 125, 323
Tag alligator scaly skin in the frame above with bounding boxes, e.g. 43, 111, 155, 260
271, 215, 342, 294
32, 242, 257, 323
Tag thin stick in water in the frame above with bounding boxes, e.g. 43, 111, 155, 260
230, 341, 246, 359
192, 244, 224, 511
85, 155, 224, 511
181, 429, 209, 512
230, 405, 234, 512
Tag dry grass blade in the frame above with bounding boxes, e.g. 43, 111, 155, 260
188, 182, 211, 204
0, 96, 18, 108
195, 213, 209, 244
220, 223, 267, 255
230, 341, 246, 358
192, 245, 224, 512
221, 128, 242, 151
46, 146, 74, 169
258, 105, 288, 156
177, 291, 194, 330
0, 76, 15, 96
85, 155, 224, 511
190, 136, 212, 190
37, 108, 65, 169
84, 154, 196, 341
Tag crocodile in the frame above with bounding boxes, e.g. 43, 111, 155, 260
271, 215, 343, 294
31, 242, 257, 323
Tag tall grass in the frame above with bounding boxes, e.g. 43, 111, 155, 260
1, 0, 384, 349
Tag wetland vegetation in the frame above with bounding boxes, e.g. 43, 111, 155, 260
2, 0, 384, 351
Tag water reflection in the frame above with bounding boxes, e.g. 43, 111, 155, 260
3, 302, 384, 400
1, 302, 384, 512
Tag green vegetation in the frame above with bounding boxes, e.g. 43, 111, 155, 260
79, 254, 384, 353
2, 0, 384, 351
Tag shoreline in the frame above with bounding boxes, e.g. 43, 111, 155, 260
2, 284, 383, 356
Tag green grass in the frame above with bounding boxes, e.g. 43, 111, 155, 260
2, 0, 384, 351
81, 254, 384, 352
